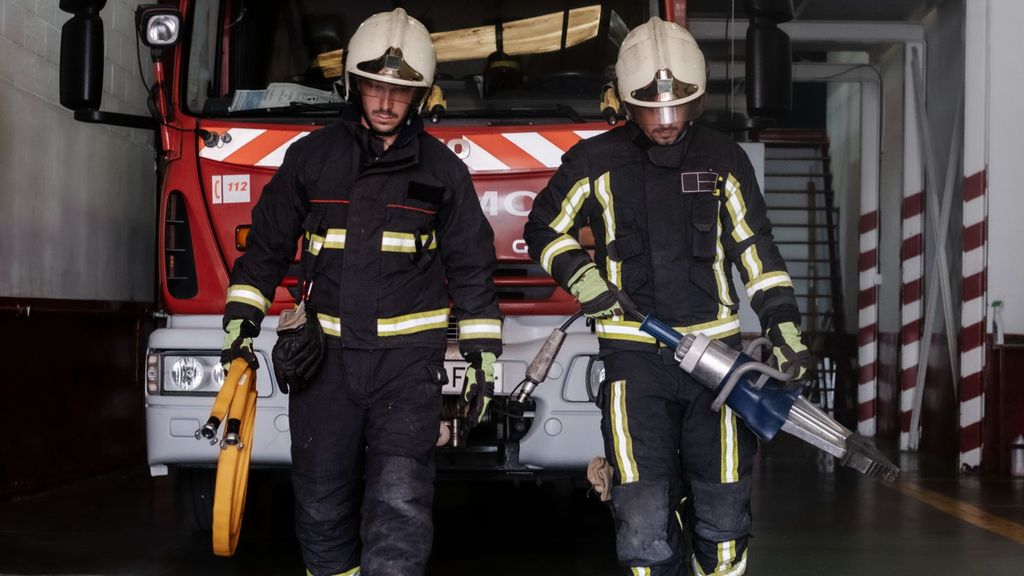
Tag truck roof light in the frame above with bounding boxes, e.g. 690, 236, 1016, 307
136, 6, 181, 48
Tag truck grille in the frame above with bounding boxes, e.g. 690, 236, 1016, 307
165, 192, 198, 299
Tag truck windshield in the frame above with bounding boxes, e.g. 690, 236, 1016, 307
185, 0, 647, 121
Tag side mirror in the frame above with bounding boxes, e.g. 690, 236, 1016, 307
58, 2, 106, 111
136, 5, 182, 51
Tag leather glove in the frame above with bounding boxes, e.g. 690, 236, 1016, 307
460, 351, 496, 428
271, 303, 325, 394
568, 264, 622, 319
768, 321, 812, 381
221, 318, 260, 372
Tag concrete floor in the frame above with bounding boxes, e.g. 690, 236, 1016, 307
1, 436, 1022, 575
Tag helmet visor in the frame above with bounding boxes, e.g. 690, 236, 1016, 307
630, 68, 700, 104
629, 104, 688, 128
355, 46, 425, 83
356, 77, 423, 105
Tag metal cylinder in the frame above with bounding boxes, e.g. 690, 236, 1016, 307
450, 418, 464, 448
1011, 435, 1024, 478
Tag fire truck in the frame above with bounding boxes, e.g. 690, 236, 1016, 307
59, 0, 764, 520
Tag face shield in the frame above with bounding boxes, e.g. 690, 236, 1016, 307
629, 104, 688, 129
355, 77, 424, 105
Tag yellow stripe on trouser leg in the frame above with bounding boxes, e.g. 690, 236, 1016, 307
631, 567, 652, 576
610, 380, 639, 484
210, 358, 257, 556
306, 567, 361, 576
719, 406, 740, 483
691, 550, 748, 576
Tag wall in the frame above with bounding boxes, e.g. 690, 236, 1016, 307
0, 0, 156, 499
987, 0, 1024, 335
0, 0, 155, 301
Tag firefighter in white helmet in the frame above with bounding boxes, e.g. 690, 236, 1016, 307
221, 8, 501, 575
525, 17, 809, 575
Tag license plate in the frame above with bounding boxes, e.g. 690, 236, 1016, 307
442, 361, 503, 394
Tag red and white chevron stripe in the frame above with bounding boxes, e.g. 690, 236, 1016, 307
858, 207, 878, 436
196, 126, 607, 172
959, 171, 986, 469
959, 1, 988, 471
900, 191, 924, 450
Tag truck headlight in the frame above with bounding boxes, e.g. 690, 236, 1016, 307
136, 7, 181, 48
160, 354, 224, 395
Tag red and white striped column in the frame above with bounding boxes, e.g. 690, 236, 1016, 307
857, 201, 879, 436
900, 45, 926, 449
899, 191, 924, 450
959, 0, 989, 470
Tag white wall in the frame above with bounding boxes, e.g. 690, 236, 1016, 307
826, 51, 870, 334
0, 0, 155, 301
987, 0, 1024, 334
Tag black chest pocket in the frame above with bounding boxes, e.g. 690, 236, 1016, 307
689, 193, 720, 262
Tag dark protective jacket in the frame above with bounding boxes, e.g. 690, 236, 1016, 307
524, 122, 799, 353
224, 114, 502, 356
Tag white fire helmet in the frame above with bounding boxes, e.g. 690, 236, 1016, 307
615, 17, 706, 126
344, 8, 436, 107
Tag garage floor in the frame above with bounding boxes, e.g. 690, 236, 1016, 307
1, 436, 1022, 576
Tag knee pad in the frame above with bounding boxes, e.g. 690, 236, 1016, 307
610, 480, 675, 566
689, 476, 752, 543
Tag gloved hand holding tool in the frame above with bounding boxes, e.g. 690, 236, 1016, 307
271, 302, 325, 394
768, 321, 811, 380
568, 263, 622, 319
460, 351, 496, 428
221, 318, 260, 373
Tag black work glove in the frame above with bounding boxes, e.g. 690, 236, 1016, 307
221, 319, 260, 371
271, 305, 325, 394
460, 351, 496, 428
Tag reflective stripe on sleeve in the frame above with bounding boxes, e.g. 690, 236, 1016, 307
744, 270, 794, 298
225, 284, 271, 313
381, 231, 437, 253
457, 318, 502, 340
377, 308, 450, 336
539, 234, 583, 273
592, 171, 621, 292
316, 313, 341, 337
724, 174, 754, 243
549, 177, 591, 234
596, 316, 741, 344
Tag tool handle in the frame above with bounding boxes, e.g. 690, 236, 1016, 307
639, 315, 683, 348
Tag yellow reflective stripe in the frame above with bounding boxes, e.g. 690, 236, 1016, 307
693, 550, 747, 576
317, 313, 341, 337
630, 568, 651, 576
539, 234, 583, 273
724, 174, 753, 242
550, 177, 591, 234
716, 540, 737, 573
712, 217, 733, 320
377, 308, 449, 336
458, 318, 502, 340
596, 317, 741, 344
739, 244, 763, 282
745, 270, 794, 298
381, 231, 436, 253
226, 284, 271, 313
610, 380, 639, 483
592, 171, 621, 290
305, 229, 346, 254
305, 567, 361, 576
720, 405, 739, 483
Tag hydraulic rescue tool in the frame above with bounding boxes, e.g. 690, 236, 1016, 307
196, 358, 258, 556
516, 304, 899, 482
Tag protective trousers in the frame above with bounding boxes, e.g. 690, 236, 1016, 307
289, 346, 445, 576
600, 351, 757, 576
